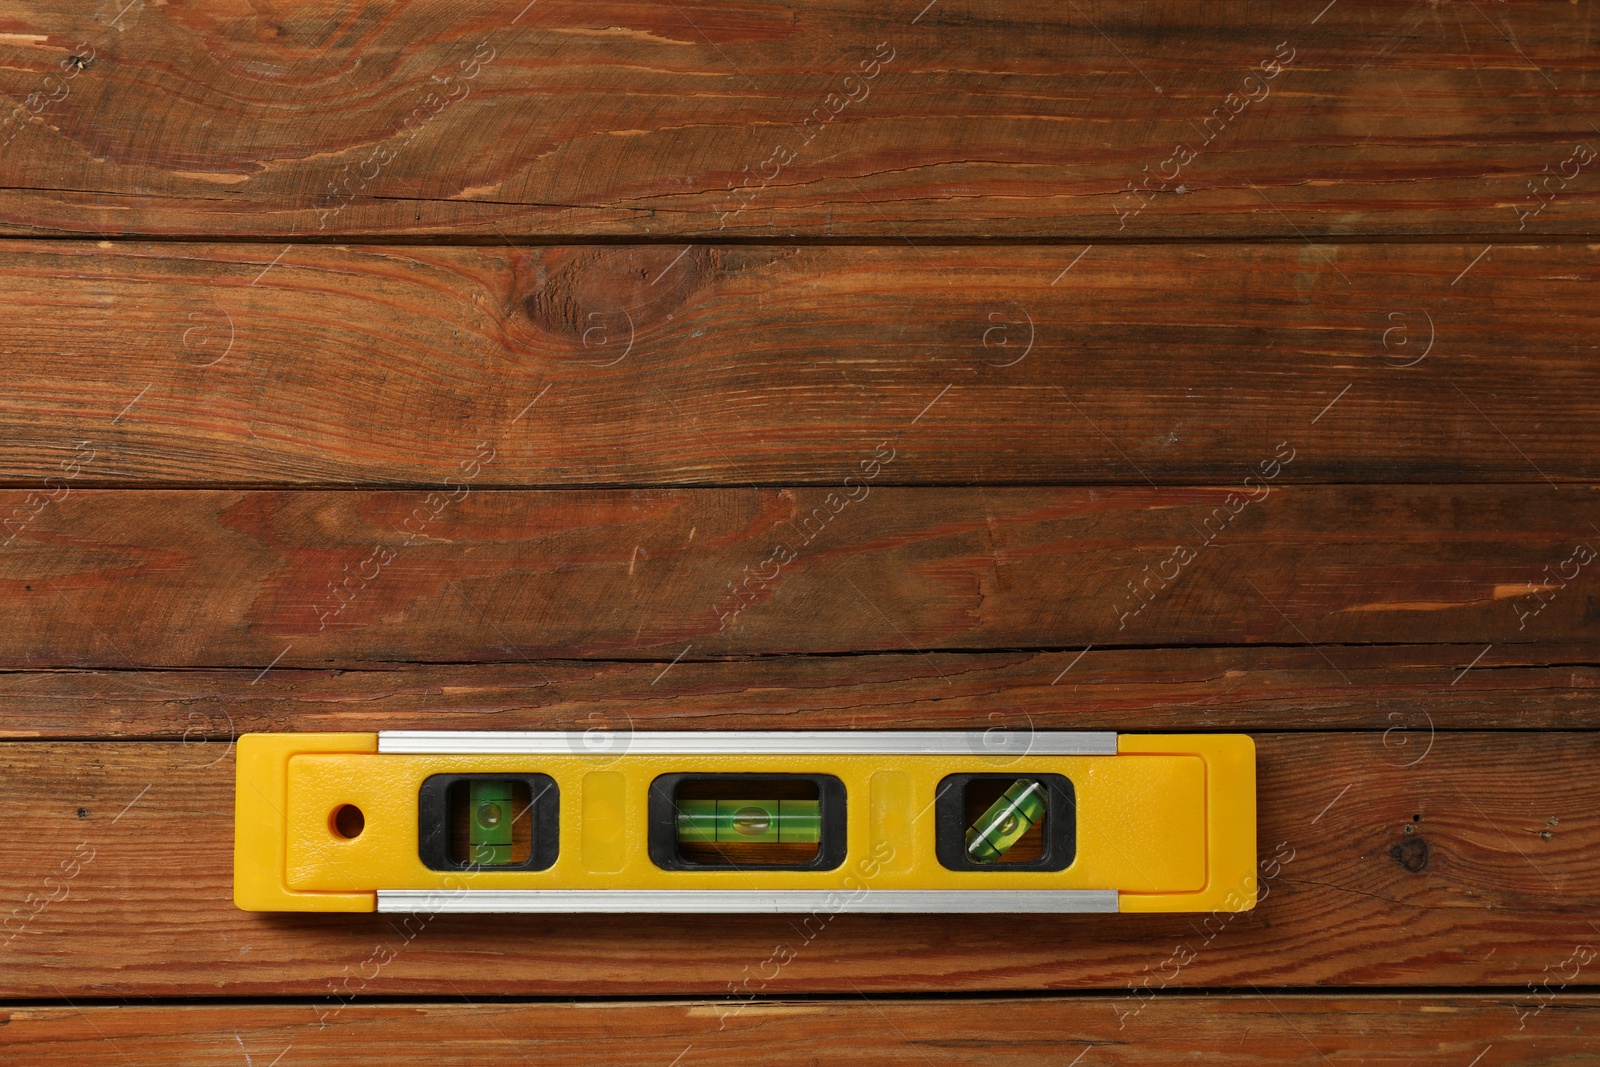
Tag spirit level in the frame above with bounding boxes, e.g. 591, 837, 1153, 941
234, 731, 1256, 914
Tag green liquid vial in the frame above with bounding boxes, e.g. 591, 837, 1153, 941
469, 779, 514, 866
965, 778, 1046, 863
676, 799, 821, 844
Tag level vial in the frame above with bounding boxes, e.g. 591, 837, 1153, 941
470, 779, 514, 866
676, 799, 821, 844
965, 778, 1046, 863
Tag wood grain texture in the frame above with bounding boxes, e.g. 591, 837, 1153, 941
5, 996, 1599, 1066
2, 241, 1599, 486
2, 733, 1596, 997
1, 486, 1596, 667
0, 0, 1592, 1040
2, 644, 1597, 739
0, 1, 1597, 238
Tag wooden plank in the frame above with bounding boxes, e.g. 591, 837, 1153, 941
2, 241, 1599, 486
1, 733, 1595, 997
0, 486, 1595, 667
2, 646, 1598, 739
5, 996, 1600, 1066
0, 2, 1596, 238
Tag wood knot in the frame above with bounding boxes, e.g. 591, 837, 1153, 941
1389, 837, 1429, 872
519, 247, 712, 364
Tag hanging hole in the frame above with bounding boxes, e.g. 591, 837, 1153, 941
330, 804, 365, 840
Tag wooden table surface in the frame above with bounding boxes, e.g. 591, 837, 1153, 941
2, 1, 1597, 1062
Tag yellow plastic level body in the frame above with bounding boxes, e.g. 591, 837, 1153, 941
233, 732, 1256, 914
